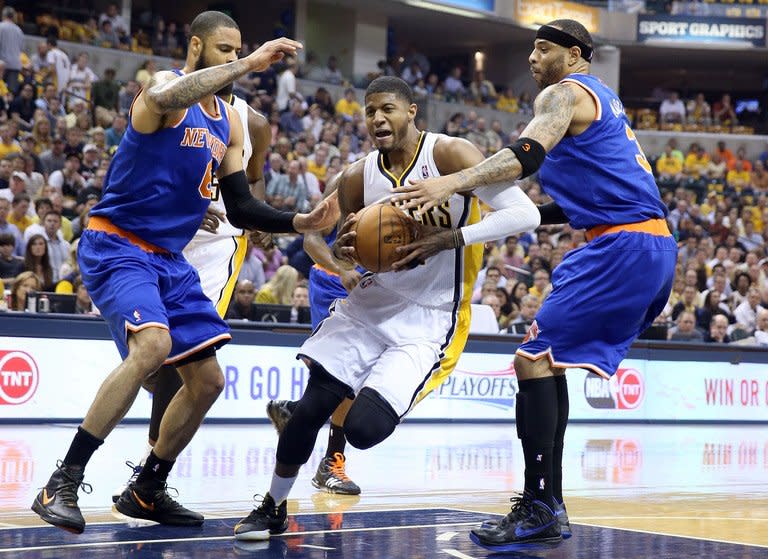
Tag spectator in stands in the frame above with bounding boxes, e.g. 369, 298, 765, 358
668, 310, 703, 342
713, 93, 737, 125
38, 210, 69, 281
705, 152, 727, 184
307, 144, 329, 181
696, 289, 731, 331
469, 70, 498, 107
66, 53, 98, 110
0, 7, 23, 95
684, 143, 709, 179
225, 279, 256, 320
335, 88, 362, 121
118, 80, 140, 115
0, 168, 26, 204
276, 59, 298, 113
49, 153, 85, 203
73, 278, 94, 314
444, 66, 466, 102
685, 93, 711, 126
279, 100, 306, 139
401, 61, 423, 86
0, 124, 20, 159
0, 156, 11, 190
135, 60, 156, 87
504, 294, 539, 335
10, 270, 41, 311
754, 308, 768, 346
8, 193, 33, 233
322, 55, 344, 85
0, 197, 21, 251
92, 68, 120, 124
99, 2, 129, 35
266, 160, 310, 212
45, 38, 71, 96
496, 86, 518, 113
738, 221, 764, 253
290, 283, 309, 322
9, 83, 36, 132
106, 112, 127, 148
670, 284, 700, 322
733, 286, 764, 335
307, 87, 334, 117
656, 143, 683, 187
39, 136, 66, 175
23, 234, 54, 290
659, 91, 686, 124
0, 231, 23, 281
751, 160, 768, 192
704, 313, 730, 343
726, 160, 751, 193
302, 52, 325, 81
481, 293, 502, 327
256, 264, 299, 305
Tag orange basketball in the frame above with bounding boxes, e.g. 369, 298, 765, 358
353, 204, 418, 273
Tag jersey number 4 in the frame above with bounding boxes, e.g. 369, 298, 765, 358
197, 160, 220, 201
625, 125, 652, 174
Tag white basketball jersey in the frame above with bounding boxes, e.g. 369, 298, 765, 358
362, 131, 483, 309
196, 95, 253, 239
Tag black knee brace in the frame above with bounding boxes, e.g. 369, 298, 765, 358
343, 387, 400, 450
276, 364, 351, 465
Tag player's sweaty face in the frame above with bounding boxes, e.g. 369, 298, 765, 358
194, 26, 242, 98
528, 39, 566, 90
364, 93, 412, 154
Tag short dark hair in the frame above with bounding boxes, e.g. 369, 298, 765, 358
365, 76, 414, 104
0, 233, 15, 246
190, 11, 239, 41
35, 198, 52, 211
546, 19, 593, 50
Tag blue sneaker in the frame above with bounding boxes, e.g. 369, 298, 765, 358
481, 497, 571, 539
470, 492, 562, 551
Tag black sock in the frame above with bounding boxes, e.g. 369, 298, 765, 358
63, 426, 104, 469
325, 423, 346, 458
286, 400, 299, 413
148, 365, 183, 443
553, 375, 569, 505
516, 377, 557, 506
135, 450, 175, 488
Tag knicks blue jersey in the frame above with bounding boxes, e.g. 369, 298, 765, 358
537, 73, 667, 230
91, 81, 230, 253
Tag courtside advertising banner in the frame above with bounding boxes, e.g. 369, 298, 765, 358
637, 15, 766, 47
1, 337, 767, 421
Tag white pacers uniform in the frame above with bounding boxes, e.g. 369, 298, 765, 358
299, 131, 483, 417
183, 96, 253, 318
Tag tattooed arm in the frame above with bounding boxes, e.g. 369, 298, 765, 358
392, 83, 579, 212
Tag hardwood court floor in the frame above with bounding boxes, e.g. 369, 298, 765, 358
0, 423, 766, 557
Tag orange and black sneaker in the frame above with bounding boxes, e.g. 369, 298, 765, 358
113, 480, 203, 526
31, 461, 92, 534
311, 452, 361, 495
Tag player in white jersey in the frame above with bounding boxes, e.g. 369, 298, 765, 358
112, 86, 270, 501
233, 76, 541, 541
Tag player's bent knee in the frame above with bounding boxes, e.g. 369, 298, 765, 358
129, 327, 172, 372
343, 388, 400, 450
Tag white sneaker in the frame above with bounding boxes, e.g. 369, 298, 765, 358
111, 461, 143, 503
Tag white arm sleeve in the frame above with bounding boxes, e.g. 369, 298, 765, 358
459, 182, 541, 246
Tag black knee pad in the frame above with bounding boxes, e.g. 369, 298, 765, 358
343, 388, 400, 450
516, 391, 527, 440
276, 364, 351, 465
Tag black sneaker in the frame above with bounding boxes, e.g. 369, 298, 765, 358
481, 497, 572, 539
112, 461, 143, 504
469, 492, 562, 551
311, 453, 361, 495
113, 481, 203, 526
31, 461, 92, 534
234, 493, 288, 541
266, 400, 294, 435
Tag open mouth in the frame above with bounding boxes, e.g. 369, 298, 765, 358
375, 130, 392, 139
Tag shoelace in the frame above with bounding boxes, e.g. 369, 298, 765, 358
124, 460, 143, 480
329, 453, 351, 482
249, 494, 280, 518
498, 492, 535, 526
49, 460, 93, 505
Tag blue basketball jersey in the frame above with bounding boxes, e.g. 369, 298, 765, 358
91, 77, 231, 253
537, 73, 667, 230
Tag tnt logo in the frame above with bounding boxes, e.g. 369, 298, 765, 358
0, 351, 39, 405
584, 367, 644, 410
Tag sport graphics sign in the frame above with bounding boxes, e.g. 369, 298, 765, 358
637, 15, 766, 47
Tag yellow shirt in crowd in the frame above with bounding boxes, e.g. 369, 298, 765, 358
306, 160, 327, 181
334, 98, 362, 118
656, 154, 682, 175
496, 94, 519, 113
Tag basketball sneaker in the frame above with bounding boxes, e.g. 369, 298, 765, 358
312, 452, 361, 495
113, 480, 203, 526
470, 491, 562, 551
112, 461, 143, 503
31, 461, 92, 534
266, 400, 294, 435
234, 493, 288, 541
480, 498, 571, 539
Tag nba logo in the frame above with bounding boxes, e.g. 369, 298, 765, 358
421, 165, 429, 179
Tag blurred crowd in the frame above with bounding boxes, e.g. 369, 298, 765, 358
2, 6, 767, 347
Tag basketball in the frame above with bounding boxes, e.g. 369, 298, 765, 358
353, 204, 418, 273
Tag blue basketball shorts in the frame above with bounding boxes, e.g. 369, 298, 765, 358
308, 265, 349, 329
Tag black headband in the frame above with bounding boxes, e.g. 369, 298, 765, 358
536, 25, 593, 62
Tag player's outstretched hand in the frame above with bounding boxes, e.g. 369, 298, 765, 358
390, 224, 455, 272
390, 175, 457, 214
200, 206, 226, 234
292, 191, 340, 233
330, 213, 358, 270
246, 38, 303, 73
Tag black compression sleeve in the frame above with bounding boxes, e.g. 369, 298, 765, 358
538, 201, 569, 225
219, 170, 297, 233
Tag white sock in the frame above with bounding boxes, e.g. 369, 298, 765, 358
269, 473, 298, 506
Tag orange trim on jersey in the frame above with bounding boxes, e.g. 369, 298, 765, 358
312, 264, 340, 277
515, 347, 612, 379
88, 216, 169, 253
585, 218, 670, 242
561, 78, 602, 121
198, 97, 222, 120
164, 333, 232, 364
167, 108, 188, 128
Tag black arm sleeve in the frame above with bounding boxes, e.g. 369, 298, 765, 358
219, 170, 297, 233
538, 201, 569, 225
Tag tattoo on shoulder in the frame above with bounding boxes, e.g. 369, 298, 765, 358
526, 84, 577, 149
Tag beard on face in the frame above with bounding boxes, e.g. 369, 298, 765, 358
538, 58, 565, 89
195, 46, 234, 98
